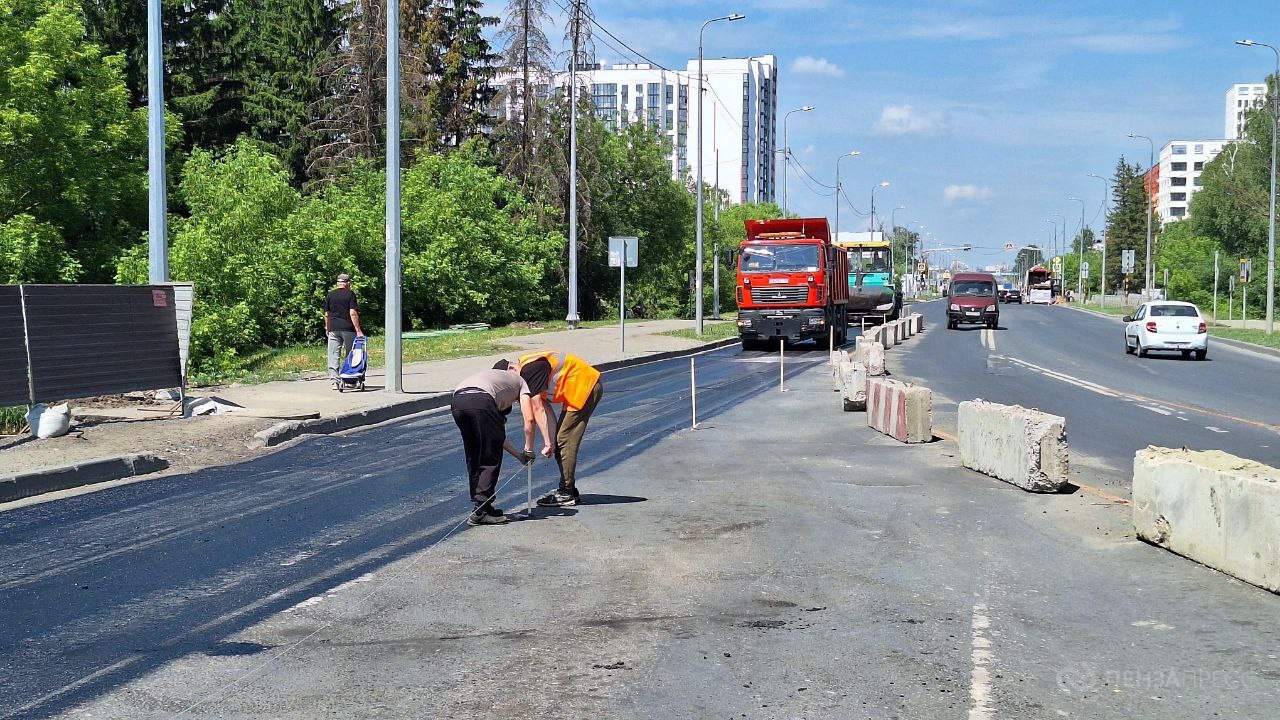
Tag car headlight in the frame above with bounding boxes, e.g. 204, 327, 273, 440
737, 318, 752, 327
807, 317, 824, 325
986, 305, 997, 312
950, 304, 960, 311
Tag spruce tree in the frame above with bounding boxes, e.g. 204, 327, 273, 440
493, 0, 554, 186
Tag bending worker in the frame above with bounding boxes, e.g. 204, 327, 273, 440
514, 351, 604, 508
451, 360, 551, 526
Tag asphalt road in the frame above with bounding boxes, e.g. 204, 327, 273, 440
895, 299, 1280, 492
5, 333, 1280, 719
0, 346, 827, 719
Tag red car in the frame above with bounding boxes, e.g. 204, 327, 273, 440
947, 272, 1000, 329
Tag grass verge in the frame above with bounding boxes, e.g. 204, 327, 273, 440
1208, 327, 1280, 351
0, 405, 26, 435
662, 318, 740, 342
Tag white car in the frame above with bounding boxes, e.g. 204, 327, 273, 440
1122, 301, 1208, 360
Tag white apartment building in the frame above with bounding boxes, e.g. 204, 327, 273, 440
1225, 83, 1268, 140
494, 55, 778, 205
1155, 139, 1227, 224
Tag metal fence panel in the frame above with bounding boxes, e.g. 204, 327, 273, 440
24, 285, 182, 403
0, 286, 31, 406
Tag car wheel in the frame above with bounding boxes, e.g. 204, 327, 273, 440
1195, 348, 1207, 361
1181, 350, 1191, 359
1137, 339, 1148, 358
1124, 336, 1135, 354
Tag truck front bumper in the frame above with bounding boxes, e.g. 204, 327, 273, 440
738, 309, 828, 341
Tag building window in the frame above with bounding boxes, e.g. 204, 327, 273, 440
1171, 144, 1187, 155
1171, 162, 1186, 171
1170, 207, 1186, 217
647, 83, 659, 109
1194, 176, 1204, 186
1194, 161, 1204, 171
1170, 192, 1187, 201
665, 109, 673, 127
1170, 176, 1187, 186
1193, 144, 1203, 154
665, 84, 673, 105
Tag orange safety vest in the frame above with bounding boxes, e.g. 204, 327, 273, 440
518, 350, 600, 411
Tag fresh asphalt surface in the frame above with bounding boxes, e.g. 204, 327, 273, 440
4, 323, 1280, 719
0, 345, 828, 719
896, 299, 1280, 493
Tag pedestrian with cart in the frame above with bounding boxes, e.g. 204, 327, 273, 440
514, 351, 604, 507
323, 273, 364, 390
451, 361, 552, 526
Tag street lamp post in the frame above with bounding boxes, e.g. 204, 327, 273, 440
1088, 172, 1110, 306
833, 151, 861, 240
781, 105, 813, 216
1068, 196, 1085, 301
889, 206, 906, 233
1237, 39, 1278, 335
1128, 133, 1156, 299
869, 181, 890, 233
696, 12, 746, 336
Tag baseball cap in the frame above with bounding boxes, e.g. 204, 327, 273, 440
336, 273, 351, 283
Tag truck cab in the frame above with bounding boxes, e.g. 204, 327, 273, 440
736, 218, 849, 349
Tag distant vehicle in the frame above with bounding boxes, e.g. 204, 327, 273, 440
1123, 301, 1208, 360
998, 283, 1023, 303
1023, 265, 1052, 304
735, 218, 849, 349
947, 272, 999, 329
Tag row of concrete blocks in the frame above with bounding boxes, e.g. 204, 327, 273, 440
833, 313, 934, 444
838, 358, 1280, 595
957, 400, 1280, 593
859, 313, 924, 350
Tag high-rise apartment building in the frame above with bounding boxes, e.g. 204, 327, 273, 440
1154, 140, 1226, 224
493, 55, 778, 205
1225, 83, 1268, 140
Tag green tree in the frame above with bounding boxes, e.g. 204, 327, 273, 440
492, 0, 554, 186
1105, 157, 1155, 293
413, 0, 499, 152
1155, 221, 1222, 310
0, 215, 81, 283
1, 0, 149, 280
711, 202, 782, 313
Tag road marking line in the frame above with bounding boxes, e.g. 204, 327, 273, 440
1143, 406, 1172, 416
967, 603, 996, 720
934, 429, 958, 442
1206, 426, 1229, 434
1074, 482, 1132, 505
994, 355, 1280, 435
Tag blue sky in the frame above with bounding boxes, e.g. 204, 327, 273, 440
503, 0, 1280, 268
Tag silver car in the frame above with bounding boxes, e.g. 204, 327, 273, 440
1122, 301, 1208, 360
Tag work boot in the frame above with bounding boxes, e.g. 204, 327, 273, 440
536, 489, 579, 507
467, 503, 508, 525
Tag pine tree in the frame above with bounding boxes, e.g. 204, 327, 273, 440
410, 0, 500, 152
1106, 157, 1155, 293
307, 0, 388, 179
493, 0, 554, 186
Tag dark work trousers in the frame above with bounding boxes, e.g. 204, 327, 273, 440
451, 391, 506, 506
555, 380, 603, 493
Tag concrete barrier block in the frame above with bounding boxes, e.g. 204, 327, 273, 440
1133, 448, 1280, 593
889, 321, 901, 346
958, 400, 1068, 492
839, 360, 867, 411
864, 341, 885, 376
866, 378, 932, 443
911, 313, 923, 334
832, 349, 850, 391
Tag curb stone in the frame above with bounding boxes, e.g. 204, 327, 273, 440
1, 454, 169, 503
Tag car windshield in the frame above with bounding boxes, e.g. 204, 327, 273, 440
1149, 305, 1199, 317
952, 280, 994, 296
740, 244, 820, 273
851, 249, 890, 274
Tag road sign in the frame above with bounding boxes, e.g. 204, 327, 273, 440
1240, 258, 1252, 283
1080, 261, 1089, 279
1004, 242, 1014, 252
608, 236, 638, 267
1121, 249, 1135, 274
1051, 256, 1062, 275
916, 262, 926, 273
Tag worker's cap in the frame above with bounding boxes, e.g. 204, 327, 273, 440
492, 359, 510, 371
336, 273, 352, 284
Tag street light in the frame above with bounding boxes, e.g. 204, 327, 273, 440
1128, 132, 1155, 298
869, 181, 890, 233
1237, 39, 1278, 335
1042, 219, 1057, 260
695, 12, 745, 336
1068, 196, 1085, 301
781, 105, 813, 216
833, 150, 861, 240
889, 205, 906, 232
1088, 172, 1110, 306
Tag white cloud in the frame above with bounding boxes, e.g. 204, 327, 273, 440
943, 185, 994, 205
872, 105, 940, 136
792, 56, 845, 77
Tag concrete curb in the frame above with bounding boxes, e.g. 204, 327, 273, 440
1, 453, 169, 503
252, 337, 744, 448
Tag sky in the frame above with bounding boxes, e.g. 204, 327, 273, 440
492, 0, 1280, 270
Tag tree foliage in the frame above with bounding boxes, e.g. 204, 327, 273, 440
492, 0, 554, 186
1, 0, 148, 280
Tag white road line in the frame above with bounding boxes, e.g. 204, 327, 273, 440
996, 356, 1120, 397
1143, 406, 1172, 416
967, 602, 996, 720
1206, 426, 1229, 433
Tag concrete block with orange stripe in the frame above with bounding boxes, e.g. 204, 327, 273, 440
958, 400, 1068, 492
865, 377, 932, 443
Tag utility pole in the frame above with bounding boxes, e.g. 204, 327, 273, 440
566, 1, 582, 328
384, 0, 402, 391
146, 0, 167, 282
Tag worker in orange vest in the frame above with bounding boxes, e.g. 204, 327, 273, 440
512, 350, 604, 507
